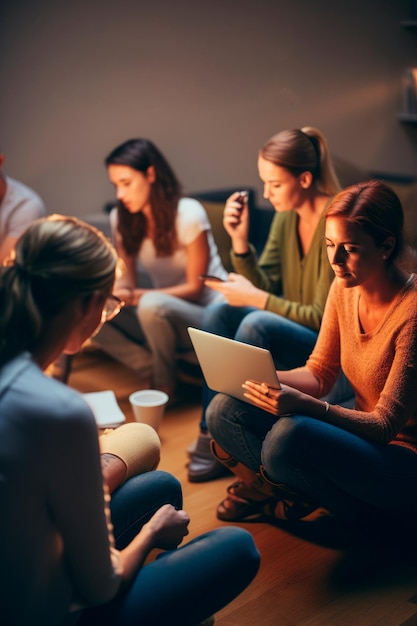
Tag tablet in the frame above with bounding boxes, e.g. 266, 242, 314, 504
188, 327, 280, 404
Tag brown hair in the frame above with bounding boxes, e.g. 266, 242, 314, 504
0, 215, 117, 366
259, 126, 341, 196
105, 138, 182, 257
325, 179, 405, 265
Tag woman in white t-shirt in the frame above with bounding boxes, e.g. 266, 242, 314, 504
94, 138, 227, 400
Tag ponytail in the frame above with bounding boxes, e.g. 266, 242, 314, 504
0, 215, 117, 367
260, 126, 341, 196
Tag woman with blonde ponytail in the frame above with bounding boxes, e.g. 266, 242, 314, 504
188, 126, 349, 482
0, 215, 259, 626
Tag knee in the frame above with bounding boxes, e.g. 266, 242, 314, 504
152, 471, 183, 509
100, 422, 161, 478
236, 310, 287, 346
206, 393, 233, 436
207, 526, 260, 572
126, 423, 161, 473
131, 469, 182, 500
202, 302, 231, 332
151, 469, 182, 494
137, 292, 167, 324
235, 310, 267, 343
261, 416, 310, 477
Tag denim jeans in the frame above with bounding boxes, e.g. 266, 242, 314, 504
207, 394, 417, 519
79, 470, 260, 625
199, 302, 318, 431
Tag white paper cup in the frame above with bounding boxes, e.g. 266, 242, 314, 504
129, 389, 169, 431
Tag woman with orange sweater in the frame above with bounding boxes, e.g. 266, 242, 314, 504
207, 179, 417, 523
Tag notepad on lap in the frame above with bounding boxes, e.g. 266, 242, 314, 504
188, 327, 281, 404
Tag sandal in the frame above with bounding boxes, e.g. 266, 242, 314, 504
274, 498, 332, 522
217, 479, 282, 522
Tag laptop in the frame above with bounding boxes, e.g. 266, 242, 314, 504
187, 327, 281, 404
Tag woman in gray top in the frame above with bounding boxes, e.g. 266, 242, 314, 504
0, 214, 259, 626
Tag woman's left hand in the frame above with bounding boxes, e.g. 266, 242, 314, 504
242, 380, 299, 416
204, 273, 269, 308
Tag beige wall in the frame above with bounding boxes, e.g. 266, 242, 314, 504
1, 0, 416, 216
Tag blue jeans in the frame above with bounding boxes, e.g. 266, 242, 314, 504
79, 471, 260, 625
199, 302, 318, 431
207, 394, 417, 519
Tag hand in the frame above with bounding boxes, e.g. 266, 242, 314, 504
223, 192, 250, 247
114, 287, 148, 307
242, 380, 300, 416
144, 504, 190, 550
113, 287, 134, 305
204, 273, 269, 308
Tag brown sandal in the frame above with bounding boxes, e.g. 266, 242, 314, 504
217, 478, 281, 522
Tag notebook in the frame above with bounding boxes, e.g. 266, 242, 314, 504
83, 390, 126, 428
187, 327, 281, 404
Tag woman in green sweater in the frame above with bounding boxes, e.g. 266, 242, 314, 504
188, 126, 343, 482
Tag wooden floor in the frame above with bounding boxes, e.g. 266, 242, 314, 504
69, 348, 417, 626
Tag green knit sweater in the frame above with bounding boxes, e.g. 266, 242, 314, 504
230, 209, 334, 331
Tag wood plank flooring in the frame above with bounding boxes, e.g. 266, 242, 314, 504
68, 348, 417, 626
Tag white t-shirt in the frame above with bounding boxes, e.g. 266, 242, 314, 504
111, 197, 227, 305
0, 175, 46, 240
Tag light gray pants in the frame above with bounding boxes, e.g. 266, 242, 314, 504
94, 292, 210, 388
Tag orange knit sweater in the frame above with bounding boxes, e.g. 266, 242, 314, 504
306, 274, 417, 452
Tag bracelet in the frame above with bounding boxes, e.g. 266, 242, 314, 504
323, 401, 330, 415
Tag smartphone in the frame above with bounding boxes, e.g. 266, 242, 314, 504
236, 190, 249, 210
199, 274, 226, 282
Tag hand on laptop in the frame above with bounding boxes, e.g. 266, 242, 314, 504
242, 379, 305, 417
242, 379, 330, 421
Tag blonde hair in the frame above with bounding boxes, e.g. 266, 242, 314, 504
0, 214, 117, 365
260, 126, 341, 196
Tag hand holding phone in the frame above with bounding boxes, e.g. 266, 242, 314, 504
223, 190, 250, 240
236, 190, 249, 211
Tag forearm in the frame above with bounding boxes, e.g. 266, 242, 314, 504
230, 232, 250, 255
263, 295, 323, 331
118, 525, 155, 585
126, 283, 203, 306
295, 390, 332, 420
151, 281, 203, 302
278, 367, 321, 397
231, 246, 281, 295
117, 504, 190, 585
